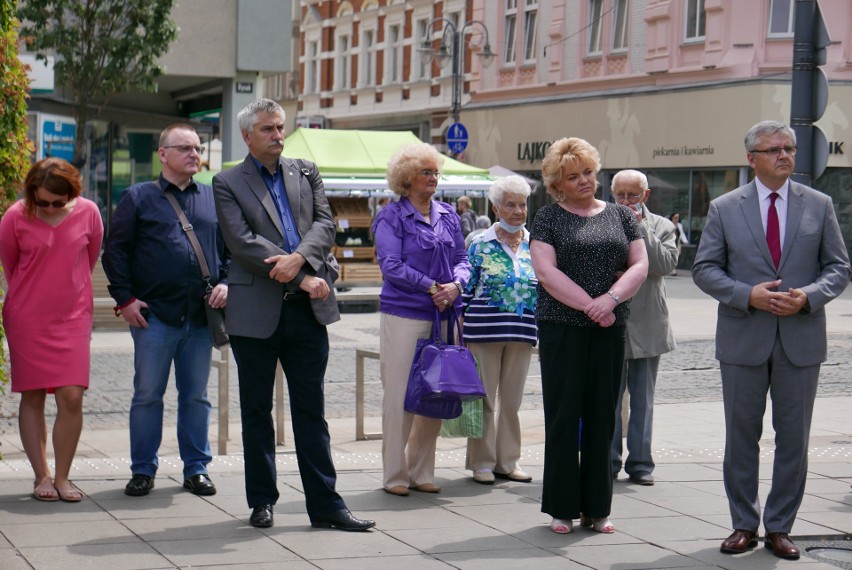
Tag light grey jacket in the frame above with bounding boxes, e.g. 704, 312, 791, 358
624, 205, 678, 359
692, 180, 850, 367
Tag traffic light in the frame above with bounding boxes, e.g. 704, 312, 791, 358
790, 0, 830, 185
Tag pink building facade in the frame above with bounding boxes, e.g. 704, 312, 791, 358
298, 0, 852, 260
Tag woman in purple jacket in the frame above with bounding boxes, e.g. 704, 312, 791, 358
372, 143, 471, 496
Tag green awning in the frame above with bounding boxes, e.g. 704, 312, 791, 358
193, 128, 495, 195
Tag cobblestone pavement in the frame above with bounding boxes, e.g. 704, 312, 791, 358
3, 323, 852, 432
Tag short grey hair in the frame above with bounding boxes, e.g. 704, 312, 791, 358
744, 120, 796, 151
488, 175, 531, 207
475, 215, 491, 229
611, 169, 649, 192
238, 98, 285, 133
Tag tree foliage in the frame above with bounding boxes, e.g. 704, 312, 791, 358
1, 0, 34, 393
17, 0, 177, 165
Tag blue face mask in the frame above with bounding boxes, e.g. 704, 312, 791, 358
498, 219, 524, 233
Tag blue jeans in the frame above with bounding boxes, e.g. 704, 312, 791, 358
129, 314, 213, 479
611, 356, 659, 476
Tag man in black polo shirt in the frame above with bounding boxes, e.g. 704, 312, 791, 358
103, 123, 229, 497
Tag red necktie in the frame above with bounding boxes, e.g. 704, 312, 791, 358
767, 192, 781, 268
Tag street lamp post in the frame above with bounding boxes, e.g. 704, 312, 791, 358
422, 17, 495, 126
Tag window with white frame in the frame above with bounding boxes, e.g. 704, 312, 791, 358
336, 35, 350, 90
361, 29, 376, 87
414, 17, 430, 80
523, 0, 538, 62
768, 0, 794, 36
612, 0, 629, 51
685, 0, 705, 41
387, 23, 401, 84
588, 0, 603, 54
504, 0, 518, 65
306, 40, 319, 94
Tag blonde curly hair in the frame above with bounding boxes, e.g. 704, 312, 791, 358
386, 143, 445, 197
541, 137, 601, 202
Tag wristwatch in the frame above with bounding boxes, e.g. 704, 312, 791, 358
428, 281, 438, 295
607, 290, 621, 305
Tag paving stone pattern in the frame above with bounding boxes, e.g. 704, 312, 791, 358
3, 330, 852, 432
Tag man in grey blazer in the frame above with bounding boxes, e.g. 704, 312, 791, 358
212, 98, 374, 532
693, 121, 850, 560
610, 170, 678, 487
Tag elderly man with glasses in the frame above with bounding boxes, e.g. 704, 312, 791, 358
103, 123, 229, 498
609, 169, 678, 487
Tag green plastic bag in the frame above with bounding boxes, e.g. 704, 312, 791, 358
440, 398, 484, 438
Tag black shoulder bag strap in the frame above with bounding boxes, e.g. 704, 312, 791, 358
163, 191, 213, 293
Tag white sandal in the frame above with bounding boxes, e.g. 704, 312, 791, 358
550, 518, 573, 534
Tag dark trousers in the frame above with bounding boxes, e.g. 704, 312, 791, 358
538, 322, 625, 520
230, 298, 345, 519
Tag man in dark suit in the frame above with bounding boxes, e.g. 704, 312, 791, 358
693, 120, 850, 560
212, 98, 374, 532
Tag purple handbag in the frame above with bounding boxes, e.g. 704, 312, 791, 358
404, 309, 485, 419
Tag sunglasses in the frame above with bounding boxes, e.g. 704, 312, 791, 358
35, 199, 69, 208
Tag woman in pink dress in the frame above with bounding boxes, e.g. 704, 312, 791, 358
0, 158, 103, 502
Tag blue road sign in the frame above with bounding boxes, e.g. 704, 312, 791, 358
446, 122, 469, 154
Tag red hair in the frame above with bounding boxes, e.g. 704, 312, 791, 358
22, 158, 83, 217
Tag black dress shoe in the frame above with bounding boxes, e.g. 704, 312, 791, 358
183, 474, 217, 496
720, 529, 759, 554
125, 474, 154, 496
311, 508, 376, 532
765, 532, 800, 560
628, 472, 655, 486
250, 504, 274, 528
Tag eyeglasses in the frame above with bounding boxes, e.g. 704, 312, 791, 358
34, 199, 68, 208
163, 144, 206, 155
750, 146, 797, 156
419, 169, 441, 178
612, 193, 643, 203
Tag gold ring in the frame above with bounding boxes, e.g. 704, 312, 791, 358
444, 300, 449, 306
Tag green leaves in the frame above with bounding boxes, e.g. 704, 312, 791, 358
17, 0, 177, 164
0, 10, 31, 391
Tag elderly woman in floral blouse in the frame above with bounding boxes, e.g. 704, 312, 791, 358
461, 176, 537, 485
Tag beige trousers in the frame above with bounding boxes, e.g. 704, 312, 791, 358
379, 313, 442, 489
466, 342, 533, 474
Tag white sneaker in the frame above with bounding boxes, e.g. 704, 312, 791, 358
473, 469, 495, 484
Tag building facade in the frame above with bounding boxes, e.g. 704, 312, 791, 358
22, 0, 296, 229
296, 0, 852, 262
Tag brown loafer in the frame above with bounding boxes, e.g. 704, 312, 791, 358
383, 485, 409, 496
411, 482, 441, 493
765, 532, 800, 560
720, 529, 758, 554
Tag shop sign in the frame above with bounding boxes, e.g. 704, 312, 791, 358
517, 141, 552, 163
652, 145, 715, 160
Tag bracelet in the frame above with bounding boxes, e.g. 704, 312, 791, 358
607, 290, 620, 305
453, 281, 463, 294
